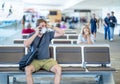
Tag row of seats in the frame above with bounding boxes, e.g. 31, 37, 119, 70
54, 34, 78, 39
52, 44, 110, 67
0, 44, 116, 84
22, 33, 78, 39
0, 44, 111, 67
14, 39, 78, 44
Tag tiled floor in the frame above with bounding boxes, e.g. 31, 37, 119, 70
0, 24, 120, 84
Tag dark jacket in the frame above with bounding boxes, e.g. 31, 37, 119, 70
109, 16, 117, 27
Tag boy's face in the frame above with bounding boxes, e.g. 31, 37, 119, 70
39, 22, 47, 28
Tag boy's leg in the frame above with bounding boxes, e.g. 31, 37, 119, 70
25, 65, 35, 84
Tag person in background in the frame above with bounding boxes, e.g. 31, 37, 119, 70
109, 11, 117, 41
103, 13, 110, 41
77, 25, 95, 44
55, 19, 61, 28
24, 19, 65, 84
22, 15, 26, 29
89, 13, 99, 40
22, 23, 35, 34
6, 5, 12, 17
1, 2, 5, 11
60, 22, 67, 29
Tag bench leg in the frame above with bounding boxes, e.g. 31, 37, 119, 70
95, 75, 103, 84
102, 72, 115, 84
0, 74, 9, 84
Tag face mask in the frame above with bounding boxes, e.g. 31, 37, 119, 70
40, 28, 47, 34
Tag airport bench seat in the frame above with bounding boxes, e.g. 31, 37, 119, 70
0, 44, 116, 84
0, 66, 115, 72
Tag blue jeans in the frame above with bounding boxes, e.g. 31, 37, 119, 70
104, 26, 110, 40
110, 27, 115, 39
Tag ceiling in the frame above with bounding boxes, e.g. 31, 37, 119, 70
70, 0, 120, 10
1, 0, 120, 10
22, 0, 120, 10
22, 0, 83, 10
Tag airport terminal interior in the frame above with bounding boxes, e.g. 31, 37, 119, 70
0, 0, 120, 84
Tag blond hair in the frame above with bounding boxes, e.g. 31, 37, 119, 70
81, 25, 91, 35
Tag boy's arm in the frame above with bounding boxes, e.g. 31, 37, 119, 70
53, 27, 65, 37
24, 28, 40, 47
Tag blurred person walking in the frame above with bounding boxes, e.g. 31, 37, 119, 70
89, 13, 99, 40
6, 5, 13, 17
103, 13, 110, 41
109, 11, 117, 41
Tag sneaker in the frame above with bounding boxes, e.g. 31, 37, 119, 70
110, 38, 113, 41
